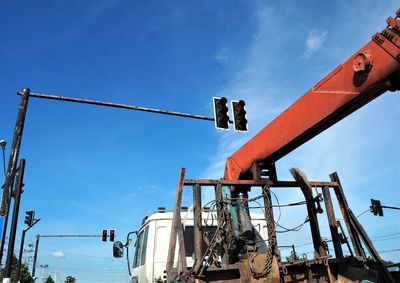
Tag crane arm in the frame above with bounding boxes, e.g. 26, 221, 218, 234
224, 10, 400, 181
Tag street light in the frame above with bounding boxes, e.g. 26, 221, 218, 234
0, 139, 6, 176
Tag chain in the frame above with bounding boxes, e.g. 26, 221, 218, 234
249, 185, 275, 279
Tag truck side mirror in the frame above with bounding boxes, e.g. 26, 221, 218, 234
113, 241, 124, 258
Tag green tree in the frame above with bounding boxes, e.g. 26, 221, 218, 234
0, 254, 32, 283
65, 275, 76, 283
45, 275, 55, 283
285, 250, 300, 263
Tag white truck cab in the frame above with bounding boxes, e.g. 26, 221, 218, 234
127, 208, 269, 283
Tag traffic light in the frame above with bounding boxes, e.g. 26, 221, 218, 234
102, 229, 108, 242
213, 97, 229, 130
370, 199, 384, 216
109, 229, 115, 242
232, 100, 248, 132
24, 210, 34, 226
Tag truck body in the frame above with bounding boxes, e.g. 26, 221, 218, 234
131, 209, 269, 283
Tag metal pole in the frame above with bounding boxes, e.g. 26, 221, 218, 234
0, 88, 30, 266
0, 140, 6, 176
16, 229, 26, 282
4, 159, 26, 281
0, 209, 9, 268
22, 91, 234, 123
32, 235, 40, 279
1, 88, 30, 215
17, 219, 40, 282
381, 205, 400, 211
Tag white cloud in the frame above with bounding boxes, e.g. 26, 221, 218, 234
52, 250, 65, 258
201, 1, 400, 261
304, 29, 328, 58
214, 48, 229, 65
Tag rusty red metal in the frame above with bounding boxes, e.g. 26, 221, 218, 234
224, 20, 400, 181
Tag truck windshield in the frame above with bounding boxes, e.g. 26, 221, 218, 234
133, 226, 149, 268
183, 225, 218, 257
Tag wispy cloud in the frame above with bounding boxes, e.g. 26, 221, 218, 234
60, 0, 123, 42
52, 250, 65, 258
201, 1, 400, 260
214, 47, 230, 65
303, 29, 328, 59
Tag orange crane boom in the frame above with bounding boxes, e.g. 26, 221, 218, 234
225, 9, 400, 181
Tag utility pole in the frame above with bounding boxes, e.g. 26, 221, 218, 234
40, 264, 48, 282
0, 88, 30, 266
0, 140, 6, 176
25, 243, 34, 266
17, 216, 40, 282
32, 235, 40, 280
3, 159, 26, 283
32, 233, 104, 279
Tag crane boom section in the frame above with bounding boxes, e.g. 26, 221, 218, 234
225, 14, 400, 181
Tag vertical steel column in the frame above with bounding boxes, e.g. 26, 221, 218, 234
32, 235, 40, 278
193, 184, 202, 270
4, 159, 25, 280
0, 88, 30, 266
322, 186, 343, 259
17, 218, 40, 282
16, 229, 26, 281
166, 168, 186, 281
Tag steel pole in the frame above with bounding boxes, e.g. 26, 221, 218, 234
22, 92, 230, 123
0, 210, 9, 268
32, 235, 40, 279
0, 88, 30, 266
16, 229, 26, 282
1, 147, 5, 176
4, 159, 26, 280
1, 88, 30, 215
17, 219, 40, 282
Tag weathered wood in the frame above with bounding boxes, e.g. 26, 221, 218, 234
290, 168, 327, 258
322, 186, 343, 259
193, 183, 203, 271
330, 172, 365, 259
166, 168, 187, 281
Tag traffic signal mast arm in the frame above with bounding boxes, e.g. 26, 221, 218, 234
224, 10, 400, 181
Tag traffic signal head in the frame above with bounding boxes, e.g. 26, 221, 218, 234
109, 229, 115, 242
102, 229, 108, 242
370, 199, 384, 216
24, 210, 34, 226
213, 97, 229, 130
232, 100, 248, 132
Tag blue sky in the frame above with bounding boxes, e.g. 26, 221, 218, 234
0, 1, 399, 282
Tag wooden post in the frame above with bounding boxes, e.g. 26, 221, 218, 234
193, 184, 203, 271
166, 168, 187, 281
321, 186, 343, 259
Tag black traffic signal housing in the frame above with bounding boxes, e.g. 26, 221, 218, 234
213, 97, 229, 130
232, 100, 248, 132
24, 210, 34, 227
109, 229, 115, 242
102, 229, 108, 242
370, 199, 384, 216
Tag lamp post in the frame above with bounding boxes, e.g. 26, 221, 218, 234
0, 140, 6, 176
0, 139, 6, 268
